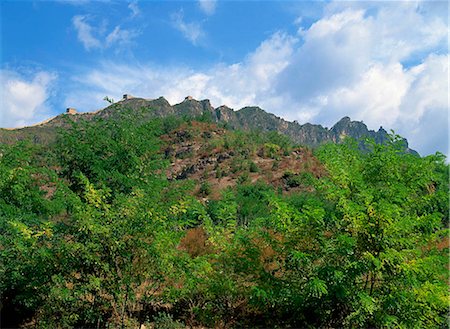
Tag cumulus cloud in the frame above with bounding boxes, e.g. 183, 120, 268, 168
396, 54, 449, 156
0, 70, 57, 128
171, 10, 205, 45
324, 1, 448, 63
274, 1, 448, 155
303, 54, 448, 155
278, 9, 373, 102
72, 15, 139, 51
277, 2, 447, 105
198, 0, 217, 16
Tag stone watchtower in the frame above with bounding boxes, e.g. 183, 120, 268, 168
185, 96, 193, 101
66, 108, 77, 115
123, 94, 134, 101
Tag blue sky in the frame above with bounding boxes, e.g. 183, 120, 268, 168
0, 0, 448, 157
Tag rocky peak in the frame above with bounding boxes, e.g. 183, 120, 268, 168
330, 117, 369, 142
215, 105, 236, 123
378, 126, 387, 133
174, 97, 216, 119
0, 95, 418, 155
200, 99, 213, 111
153, 96, 171, 107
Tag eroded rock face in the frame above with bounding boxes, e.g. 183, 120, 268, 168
217, 152, 232, 163
176, 165, 198, 180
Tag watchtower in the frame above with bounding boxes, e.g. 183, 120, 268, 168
123, 94, 134, 100
66, 108, 77, 115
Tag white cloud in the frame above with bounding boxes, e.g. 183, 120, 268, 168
280, 1, 447, 105
0, 70, 57, 128
321, 1, 448, 63
285, 9, 373, 99
171, 10, 204, 45
396, 54, 449, 156
312, 62, 412, 128
72, 15, 139, 51
128, 1, 140, 18
302, 55, 448, 156
106, 26, 139, 47
274, 1, 448, 156
72, 15, 102, 50
198, 0, 217, 16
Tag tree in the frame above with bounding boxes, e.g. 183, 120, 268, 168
314, 135, 449, 327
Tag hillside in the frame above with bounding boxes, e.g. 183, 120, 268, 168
0, 101, 447, 328
0, 95, 417, 154
161, 121, 326, 199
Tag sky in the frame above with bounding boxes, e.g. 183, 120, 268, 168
0, 0, 448, 157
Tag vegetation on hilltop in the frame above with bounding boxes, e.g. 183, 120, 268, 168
0, 116, 448, 328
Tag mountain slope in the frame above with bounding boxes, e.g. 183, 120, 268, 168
0, 95, 417, 154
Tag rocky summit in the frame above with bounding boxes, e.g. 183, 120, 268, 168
0, 95, 417, 154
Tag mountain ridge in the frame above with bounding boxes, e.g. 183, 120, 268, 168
0, 95, 417, 154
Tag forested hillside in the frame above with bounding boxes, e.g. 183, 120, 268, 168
0, 114, 448, 328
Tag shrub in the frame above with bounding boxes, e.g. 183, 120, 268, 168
237, 172, 250, 184
249, 161, 259, 173
264, 143, 281, 159
153, 312, 185, 329
199, 181, 211, 196
282, 171, 315, 188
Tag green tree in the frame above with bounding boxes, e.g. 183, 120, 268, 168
314, 135, 449, 327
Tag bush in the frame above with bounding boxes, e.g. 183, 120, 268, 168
199, 181, 211, 196
249, 161, 259, 173
263, 143, 281, 159
153, 312, 185, 329
237, 172, 250, 184
282, 171, 315, 188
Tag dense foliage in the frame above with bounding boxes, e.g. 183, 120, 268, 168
0, 117, 448, 328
